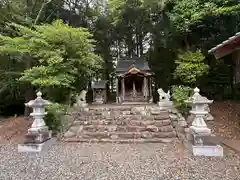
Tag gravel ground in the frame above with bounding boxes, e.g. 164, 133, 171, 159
0, 141, 240, 180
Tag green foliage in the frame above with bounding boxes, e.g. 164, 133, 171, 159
0, 20, 103, 103
0, 0, 240, 117
174, 50, 209, 84
44, 103, 67, 134
170, 0, 240, 34
171, 85, 193, 114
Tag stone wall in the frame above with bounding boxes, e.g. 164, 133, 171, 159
168, 108, 188, 141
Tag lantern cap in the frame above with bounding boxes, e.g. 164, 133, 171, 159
25, 91, 50, 107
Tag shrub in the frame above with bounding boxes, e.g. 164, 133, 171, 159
44, 103, 67, 135
174, 50, 209, 84
171, 85, 193, 115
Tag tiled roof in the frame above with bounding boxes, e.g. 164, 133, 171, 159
208, 32, 240, 54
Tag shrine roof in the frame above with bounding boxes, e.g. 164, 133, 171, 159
116, 57, 150, 73
92, 80, 107, 89
208, 32, 240, 58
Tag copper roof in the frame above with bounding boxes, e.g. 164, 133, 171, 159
208, 32, 240, 54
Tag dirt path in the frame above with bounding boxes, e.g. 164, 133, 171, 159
0, 116, 31, 144
211, 101, 240, 140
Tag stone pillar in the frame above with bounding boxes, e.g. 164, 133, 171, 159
185, 87, 223, 157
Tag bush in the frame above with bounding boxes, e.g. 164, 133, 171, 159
174, 50, 209, 84
44, 103, 67, 135
171, 85, 193, 115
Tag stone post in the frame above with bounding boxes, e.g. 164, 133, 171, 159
185, 87, 223, 156
18, 92, 52, 152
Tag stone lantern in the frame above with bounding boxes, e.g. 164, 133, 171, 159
26, 92, 50, 133
185, 87, 223, 156
185, 87, 212, 135
18, 92, 52, 152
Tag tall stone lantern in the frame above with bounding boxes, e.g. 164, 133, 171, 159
185, 87, 223, 156
185, 87, 212, 135
26, 92, 50, 132
18, 92, 52, 152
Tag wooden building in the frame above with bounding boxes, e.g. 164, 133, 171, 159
208, 32, 240, 84
115, 57, 153, 104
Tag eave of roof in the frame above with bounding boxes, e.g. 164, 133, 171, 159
116, 59, 150, 72
208, 32, 240, 54
92, 80, 108, 89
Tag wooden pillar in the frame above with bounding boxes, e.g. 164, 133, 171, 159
116, 77, 119, 103
235, 50, 240, 84
121, 77, 125, 101
149, 77, 152, 98
93, 88, 95, 103
144, 76, 147, 100
104, 89, 107, 103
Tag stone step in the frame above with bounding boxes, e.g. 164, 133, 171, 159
68, 125, 174, 133
64, 105, 179, 143
63, 138, 177, 143
72, 107, 167, 116
64, 131, 177, 139
73, 114, 169, 121
72, 119, 172, 127
72, 111, 169, 117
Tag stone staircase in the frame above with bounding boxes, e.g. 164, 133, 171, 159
63, 105, 178, 143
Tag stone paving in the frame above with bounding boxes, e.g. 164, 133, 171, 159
0, 142, 240, 180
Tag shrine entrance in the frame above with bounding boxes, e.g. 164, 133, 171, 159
122, 73, 144, 102
115, 58, 153, 104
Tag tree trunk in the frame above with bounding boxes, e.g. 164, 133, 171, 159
139, 32, 144, 56
184, 35, 190, 50
24, 86, 35, 117
34, 0, 52, 25
136, 33, 139, 57
24, 55, 35, 118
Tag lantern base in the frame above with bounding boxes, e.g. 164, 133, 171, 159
24, 131, 52, 144
158, 101, 173, 109
191, 145, 223, 157
28, 126, 49, 134
24, 126, 52, 144
190, 126, 211, 135
18, 138, 56, 153
187, 131, 223, 157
